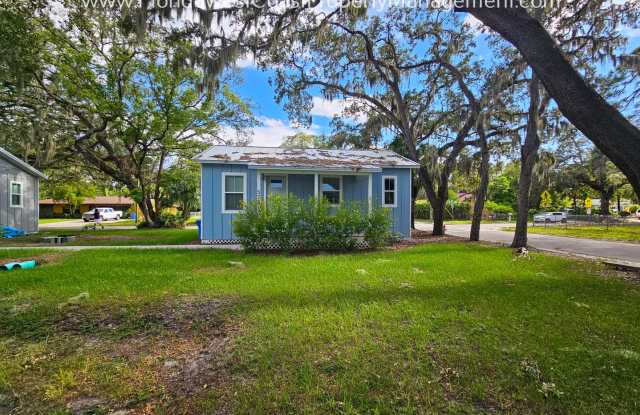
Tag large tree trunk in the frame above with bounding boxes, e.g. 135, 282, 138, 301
470, 123, 489, 241
512, 77, 541, 248
464, 3, 640, 198
432, 201, 446, 235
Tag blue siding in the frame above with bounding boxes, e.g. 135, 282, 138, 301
200, 164, 413, 241
201, 164, 256, 241
343, 175, 369, 209
377, 168, 412, 237
288, 174, 314, 200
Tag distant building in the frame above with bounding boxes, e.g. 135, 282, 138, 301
195, 145, 419, 243
457, 191, 474, 203
0, 147, 46, 233
40, 196, 135, 218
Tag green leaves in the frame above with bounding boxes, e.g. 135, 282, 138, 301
233, 195, 393, 251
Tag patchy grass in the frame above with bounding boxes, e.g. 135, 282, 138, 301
524, 225, 640, 243
0, 228, 198, 246
101, 219, 137, 227
1, 244, 639, 413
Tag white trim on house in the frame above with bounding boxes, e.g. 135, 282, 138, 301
381, 175, 397, 208
221, 172, 247, 214
10, 181, 23, 208
314, 173, 319, 199
319, 175, 343, 207
0, 147, 46, 178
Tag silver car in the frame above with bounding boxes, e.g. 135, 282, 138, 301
533, 212, 567, 223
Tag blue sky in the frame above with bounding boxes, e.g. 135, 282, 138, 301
229, 18, 640, 148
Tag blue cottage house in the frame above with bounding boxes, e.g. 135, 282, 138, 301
195, 146, 419, 244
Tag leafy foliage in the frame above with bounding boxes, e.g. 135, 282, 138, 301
233, 195, 392, 251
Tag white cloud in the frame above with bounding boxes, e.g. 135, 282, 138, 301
234, 53, 256, 68
310, 97, 367, 122
463, 14, 486, 35
248, 117, 319, 147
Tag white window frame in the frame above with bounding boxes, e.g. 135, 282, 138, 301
381, 175, 397, 208
221, 172, 247, 214
320, 175, 342, 207
10, 181, 23, 208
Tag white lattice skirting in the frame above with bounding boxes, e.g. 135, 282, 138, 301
200, 239, 371, 250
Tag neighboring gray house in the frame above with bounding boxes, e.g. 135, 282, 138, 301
195, 145, 419, 243
0, 147, 45, 233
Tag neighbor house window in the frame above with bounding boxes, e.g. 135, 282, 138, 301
321, 176, 342, 206
222, 173, 246, 213
10, 181, 23, 208
382, 176, 397, 207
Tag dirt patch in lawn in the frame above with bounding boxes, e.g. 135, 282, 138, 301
599, 267, 640, 285
76, 234, 142, 241
7, 296, 239, 415
389, 229, 464, 250
0, 251, 70, 266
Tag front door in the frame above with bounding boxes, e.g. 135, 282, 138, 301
265, 176, 287, 198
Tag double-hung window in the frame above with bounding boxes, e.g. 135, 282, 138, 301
382, 176, 397, 207
10, 181, 23, 208
222, 173, 246, 213
320, 176, 341, 206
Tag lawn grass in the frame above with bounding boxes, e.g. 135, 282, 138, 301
1, 244, 639, 413
38, 218, 78, 225
525, 225, 640, 243
101, 219, 136, 227
0, 227, 198, 246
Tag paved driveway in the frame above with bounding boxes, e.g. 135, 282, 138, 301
416, 222, 640, 264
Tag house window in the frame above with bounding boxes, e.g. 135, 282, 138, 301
321, 176, 341, 206
382, 176, 397, 207
10, 181, 23, 208
222, 173, 246, 213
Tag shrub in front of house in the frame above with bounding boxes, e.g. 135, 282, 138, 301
233, 195, 392, 251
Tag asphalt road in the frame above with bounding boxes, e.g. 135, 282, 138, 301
416, 222, 640, 264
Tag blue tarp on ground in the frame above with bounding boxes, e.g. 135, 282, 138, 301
2, 226, 25, 238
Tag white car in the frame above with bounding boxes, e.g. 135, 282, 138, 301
533, 212, 567, 223
82, 207, 123, 222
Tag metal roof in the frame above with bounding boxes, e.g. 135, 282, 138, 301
0, 147, 46, 178
194, 146, 420, 172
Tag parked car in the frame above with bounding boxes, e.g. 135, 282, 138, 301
533, 211, 567, 223
82, 207, 123, 222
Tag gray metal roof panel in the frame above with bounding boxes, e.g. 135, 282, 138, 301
194, 146, 420, 170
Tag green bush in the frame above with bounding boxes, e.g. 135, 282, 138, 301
233, 195, 392, 251
485, 200, 514, 214
159, 212, 186, 228
414, 200, 431, 219
414, 199, 470, 220
626, 204, 639, 214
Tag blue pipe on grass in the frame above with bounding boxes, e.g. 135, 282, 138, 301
1, 260, 37, 271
